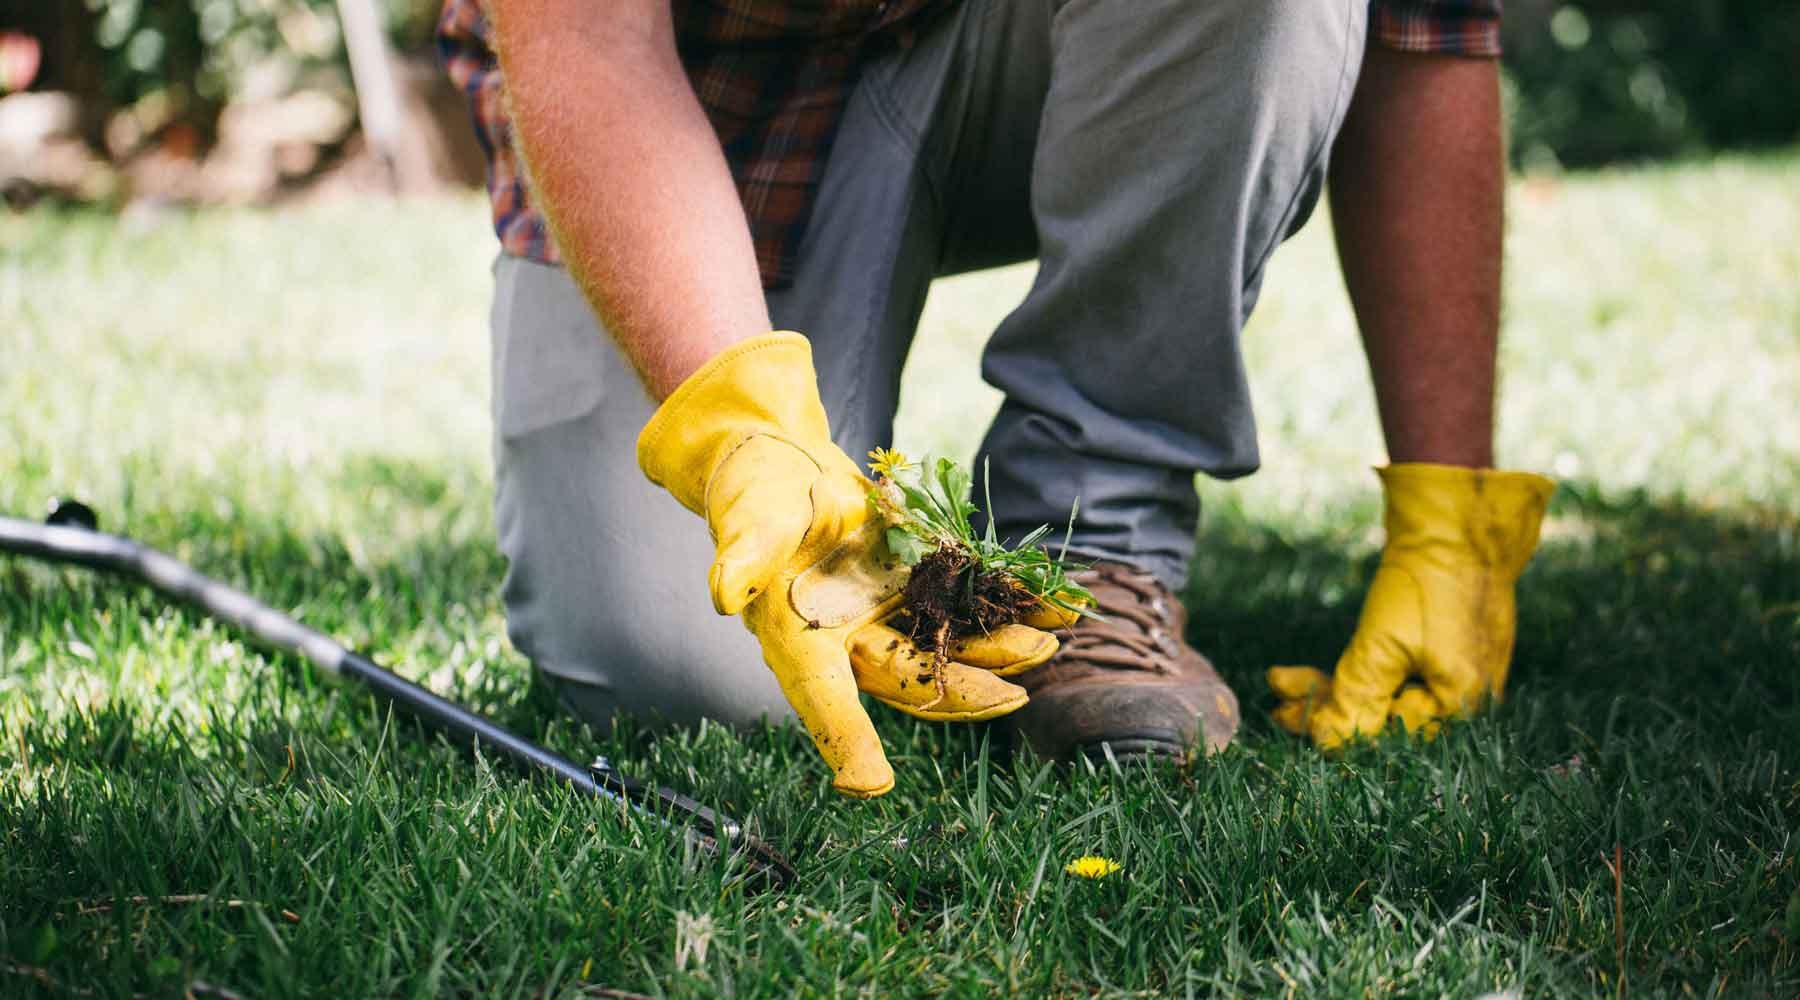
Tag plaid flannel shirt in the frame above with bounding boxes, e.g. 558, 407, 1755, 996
439, 0, 1502, 289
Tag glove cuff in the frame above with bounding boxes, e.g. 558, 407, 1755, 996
637, 332, 833, 514
1376, 463, 1556, 577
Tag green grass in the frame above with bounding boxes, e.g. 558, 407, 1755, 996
3, 152, 1798, 997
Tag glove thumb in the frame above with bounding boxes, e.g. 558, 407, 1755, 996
706, 438, 819, 615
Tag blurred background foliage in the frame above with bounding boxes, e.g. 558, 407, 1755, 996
1503, 0, 1800, 168
2, 0, 1798, 174
77, 0, 440, 108
1, 0, 440, 154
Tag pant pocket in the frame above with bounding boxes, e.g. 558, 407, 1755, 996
491, 256, 609, 440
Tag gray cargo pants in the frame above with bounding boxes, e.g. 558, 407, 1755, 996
492, 0, 1367, 729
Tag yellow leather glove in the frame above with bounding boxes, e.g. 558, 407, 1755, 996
1267, 464, 1555, 748
638, 333, 1068, 798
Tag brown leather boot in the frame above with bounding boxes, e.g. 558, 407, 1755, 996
1002, 561, 1239, 762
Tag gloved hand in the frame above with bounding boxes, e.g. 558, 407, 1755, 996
1267, 463, 1554, 748
638, 333, 1069, 797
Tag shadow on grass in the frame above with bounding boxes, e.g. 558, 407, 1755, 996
9, 458, 1797, 779
9, 464, 1798, 799
5, 462, 1798, 994
1188, 480, 1800, 747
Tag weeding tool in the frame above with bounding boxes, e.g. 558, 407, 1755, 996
0, 500, 796, 889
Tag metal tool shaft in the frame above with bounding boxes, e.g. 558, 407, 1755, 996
0, 512, 794, 887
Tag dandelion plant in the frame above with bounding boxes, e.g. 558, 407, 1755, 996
864, 448, 1097, 633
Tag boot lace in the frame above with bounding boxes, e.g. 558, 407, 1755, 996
1063, 563, 1183, 673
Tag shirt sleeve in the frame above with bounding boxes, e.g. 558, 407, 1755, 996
1369, 0, 1504, 57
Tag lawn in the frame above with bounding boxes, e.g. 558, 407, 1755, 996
3, 152, 1797, 997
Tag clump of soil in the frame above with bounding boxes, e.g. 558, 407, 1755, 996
893, 546, 1040, 655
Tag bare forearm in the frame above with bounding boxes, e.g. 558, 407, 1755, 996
491, 0, 768, 399
1329, 47, 1502, 468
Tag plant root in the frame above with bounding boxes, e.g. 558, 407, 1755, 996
894, 546, 1042, 701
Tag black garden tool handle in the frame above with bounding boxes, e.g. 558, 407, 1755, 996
0, 505, 796, 889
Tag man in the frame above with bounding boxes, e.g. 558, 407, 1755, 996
439, 0, 1555, 798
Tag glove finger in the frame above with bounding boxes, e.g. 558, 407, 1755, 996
1022, 595, 1085, 631
1417, 648, 1490, 721
707, 439, 819, 615
1308, 639, 1413, 749
1267, 666, 1333, 736
1266, 665, 1331, 700
1271, 698, 1315, 736
1486, 656, 1512, 704
945, 624, 1058, 676
1391, 684, 1444, 739
765, 629, 895, 798
848, 624, 1029, 722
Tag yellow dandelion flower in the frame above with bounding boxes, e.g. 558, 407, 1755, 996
1064, 855, 1122, 879
867, 447, 914, 479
